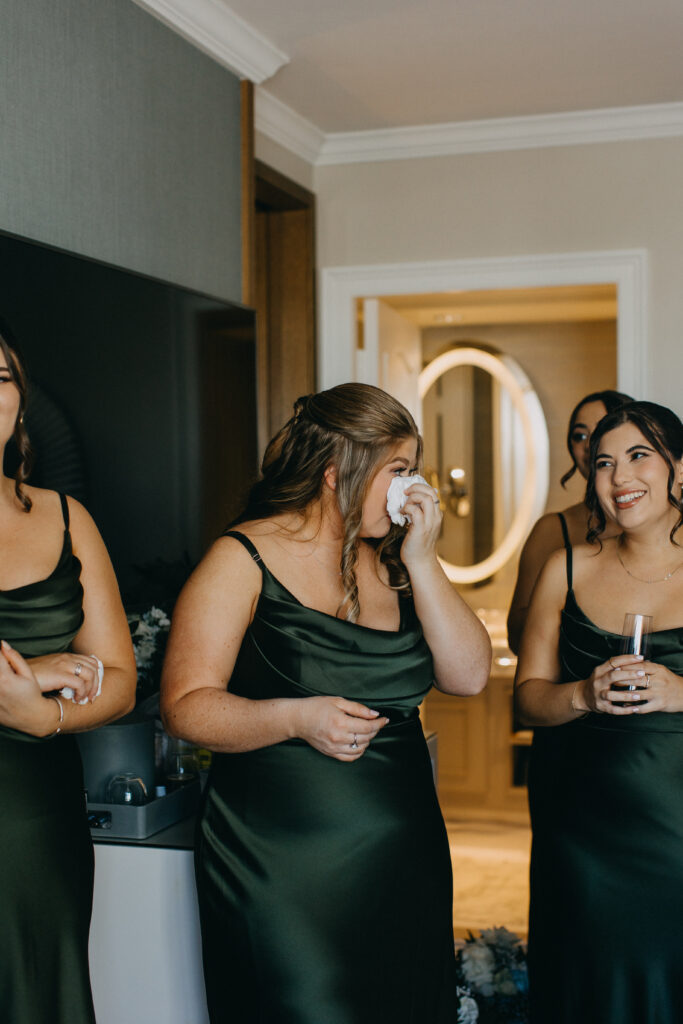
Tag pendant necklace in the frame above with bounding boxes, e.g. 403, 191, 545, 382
616, 539, 683, 584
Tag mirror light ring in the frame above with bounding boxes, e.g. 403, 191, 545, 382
418, 347, 549, 584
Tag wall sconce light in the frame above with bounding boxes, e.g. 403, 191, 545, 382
426, 467, 471, 518
447, 467, 470, 518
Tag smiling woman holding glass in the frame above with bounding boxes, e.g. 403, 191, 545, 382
515, 400, 683, 1023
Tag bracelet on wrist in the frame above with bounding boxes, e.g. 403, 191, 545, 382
46, 695, 64, 737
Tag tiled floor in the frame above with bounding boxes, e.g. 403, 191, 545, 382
447, 818, 531, 940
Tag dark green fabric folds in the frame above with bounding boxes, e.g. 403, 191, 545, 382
196, 536, 458, 1023
528, 589, 683, 1023
0, 525, 95, 1024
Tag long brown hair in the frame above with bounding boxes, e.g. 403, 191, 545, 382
234, 383, 422, 621
0, 319, 32, 512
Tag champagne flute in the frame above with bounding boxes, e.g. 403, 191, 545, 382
613, 613, 652, 707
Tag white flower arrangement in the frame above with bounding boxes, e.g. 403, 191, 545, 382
128, 605, 171, 700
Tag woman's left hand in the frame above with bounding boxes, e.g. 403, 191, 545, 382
28, 652, 102, 703
613, 660, 683, 714
399, 482, 442, 567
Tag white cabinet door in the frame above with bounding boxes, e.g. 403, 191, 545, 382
89, 844, 209, 1024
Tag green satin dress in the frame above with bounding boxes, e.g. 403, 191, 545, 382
528, 521, 683, 1023
0, 494, 96, 1024
196, 532, 458, 1023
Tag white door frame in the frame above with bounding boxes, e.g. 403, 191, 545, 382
318, 249, 648, 397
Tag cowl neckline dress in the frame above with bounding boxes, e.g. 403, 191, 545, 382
527, 520, 683, 1024
195, 531, 458, 1024
0, 495, 95, 1024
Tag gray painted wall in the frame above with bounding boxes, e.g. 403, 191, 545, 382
0, 0, 242, 301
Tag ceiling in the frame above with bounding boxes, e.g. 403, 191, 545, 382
220, 0, 683, 133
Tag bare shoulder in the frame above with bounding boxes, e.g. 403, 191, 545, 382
572, 535, 611, 578
224, 516, 292, 552
521, 511, 565, 563
64, 494, 103, 537
535, 545, 568, 589
561, 501, 591, 545
183, 532, 263, 604
17, 484, 61, 519
61, 495, 119, 567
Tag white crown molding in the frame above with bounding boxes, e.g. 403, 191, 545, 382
255, 94, 683, 167
317, 102, 683, 164
131, 0, 288, 82
254, 89, 325, 164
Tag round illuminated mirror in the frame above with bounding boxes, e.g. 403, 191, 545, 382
419, 346, 549, 584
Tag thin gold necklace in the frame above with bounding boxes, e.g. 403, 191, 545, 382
616, 539, 683, 584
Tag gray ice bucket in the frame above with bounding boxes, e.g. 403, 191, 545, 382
76, 713, 155, 802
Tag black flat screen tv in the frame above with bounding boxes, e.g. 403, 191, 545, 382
0, 229, 258, 605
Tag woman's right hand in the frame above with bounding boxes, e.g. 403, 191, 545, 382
293, 696, 389, 761
576, 654, 647, 714
0, 641, 57, 735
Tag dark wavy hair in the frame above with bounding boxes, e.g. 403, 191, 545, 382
560, 389, 633, 487
0, 318, 33, 512
586, 401, 683, 545
233, 383, 422, 622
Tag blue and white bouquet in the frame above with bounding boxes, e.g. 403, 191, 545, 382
455, 927, 528, 1023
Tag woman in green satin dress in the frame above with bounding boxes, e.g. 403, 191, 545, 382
516, 400, 683, 1023
0, 323, 137, 1023
507, 389, 632, 654
161, 383, 492, 1024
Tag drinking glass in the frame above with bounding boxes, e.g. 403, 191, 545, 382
165, 738, 199, 790
106, 771, 148, 805
613, 613, 653, 706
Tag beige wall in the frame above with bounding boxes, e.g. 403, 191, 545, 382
313, 136, 683, 417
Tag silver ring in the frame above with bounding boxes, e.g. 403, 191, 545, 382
644, 673, 651, 688
350, 734, 358, 750
74, 662, 83, 677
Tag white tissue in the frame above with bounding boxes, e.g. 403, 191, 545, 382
386, 474, 429, 526
60, 655, 104, 704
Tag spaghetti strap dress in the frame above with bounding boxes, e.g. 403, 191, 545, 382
527, 516, 683, 1023
195, 531, 458, 1024
0, 493, 96, 1024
